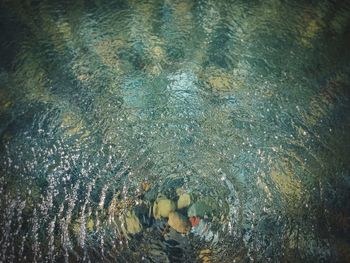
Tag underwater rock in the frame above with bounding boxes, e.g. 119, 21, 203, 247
141, 181, 151, 192
87, 218, 94, 231
177, 193, 191, 209
125, 210, 142, 234
71, 220, 82, 237
191, 219, 218, 244
202, 66, 245, 92
94, 38, 124, 71
153, 194, 176, 219
199, 248, 212, 263
150, 46, 165, 60
168, 212, 191, 234
299, 12, 322, 48
204, 67, 232, 91
207, 75, 231, 91
189, 216, 200, 227
60, 112, 90, 139
188, 200, 215, 217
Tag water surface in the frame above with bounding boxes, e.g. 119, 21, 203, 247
0, 0, 350, 262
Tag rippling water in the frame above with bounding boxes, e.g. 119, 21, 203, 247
1, 0, 350, 262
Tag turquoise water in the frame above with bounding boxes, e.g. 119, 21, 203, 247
0, 0, 350, 262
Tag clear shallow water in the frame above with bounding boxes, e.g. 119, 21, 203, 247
0, 0, 350, 262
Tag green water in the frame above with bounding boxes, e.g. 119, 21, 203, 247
0, 0, 350, 262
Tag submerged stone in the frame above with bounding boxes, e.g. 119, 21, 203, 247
168, 212, 191, 234
125, 210, 142, 234
177, 193, 191, 209
87, 218, 94, 232
187, 200, 215, 217
141, 181, 151, 192
189, 216, 200, 227
153, 194, 176, 219
207, 75, 231, 91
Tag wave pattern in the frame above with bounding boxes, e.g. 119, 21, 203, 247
0, 0, 350, 262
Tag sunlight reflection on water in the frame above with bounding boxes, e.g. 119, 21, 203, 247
0, 0, 350, 262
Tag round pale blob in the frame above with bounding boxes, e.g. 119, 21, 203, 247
153, 197, 176, 219
125, 211, 142, 234
87, 218, 94, 231
168, 212, 191, 234
177, 193, 191, 209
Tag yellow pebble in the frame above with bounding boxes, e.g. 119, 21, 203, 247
177, 193, 191, 209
